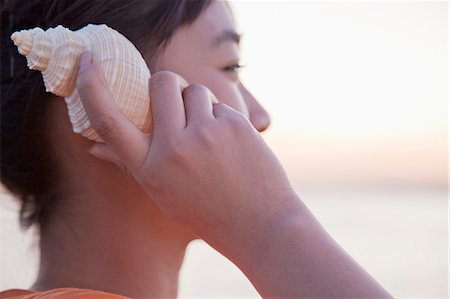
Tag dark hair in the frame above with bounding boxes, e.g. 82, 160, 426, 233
1, 0, 211, 230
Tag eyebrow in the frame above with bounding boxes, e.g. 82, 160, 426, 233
211, 30, 241, 47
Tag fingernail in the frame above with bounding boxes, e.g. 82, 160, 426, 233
210, 94, 220, 104
87, 144, 101, 157
79, 52, 92, 72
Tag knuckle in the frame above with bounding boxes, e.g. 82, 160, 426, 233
164, 138, 187, 166
212, 102, 226, 115
183, 83, 209, 98
193, 126, 215, 147
92, 115, 119, 140
224, 111, 249, 131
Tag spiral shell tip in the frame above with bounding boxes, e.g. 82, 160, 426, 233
10, 32, 21, 46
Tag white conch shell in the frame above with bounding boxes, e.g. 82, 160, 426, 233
10, 24, 151, 142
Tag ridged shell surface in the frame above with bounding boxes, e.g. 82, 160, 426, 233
10, 24, 151, 142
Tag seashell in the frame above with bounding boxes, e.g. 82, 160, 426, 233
10, 24, 151, 142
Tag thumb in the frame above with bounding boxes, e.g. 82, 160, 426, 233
88, 143, 136, 176
88, 143, 121, 165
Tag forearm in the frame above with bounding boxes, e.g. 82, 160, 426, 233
221, 198, 394, 299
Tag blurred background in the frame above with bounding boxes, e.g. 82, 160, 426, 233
1, 1, 448, 298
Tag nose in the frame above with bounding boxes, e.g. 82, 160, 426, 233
239, 83, 271, 132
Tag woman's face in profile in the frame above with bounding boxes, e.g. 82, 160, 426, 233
155, 0, 271, 132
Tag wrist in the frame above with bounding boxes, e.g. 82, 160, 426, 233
215, 196, 327, 298
210, 194, 319, 270
239, 196, 317, 262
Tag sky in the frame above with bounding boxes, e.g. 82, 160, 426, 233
229, 1, 448, 189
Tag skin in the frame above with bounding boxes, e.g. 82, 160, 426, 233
31, 1, 269, 298
31, 1, 393, 298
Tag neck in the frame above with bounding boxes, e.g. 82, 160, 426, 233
31, 180, 194, 298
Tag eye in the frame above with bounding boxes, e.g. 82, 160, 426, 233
223, 63, 245, 73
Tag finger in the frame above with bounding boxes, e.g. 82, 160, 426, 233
182, 84, 215, 124
77, 52, 149, 169
88, 143, 120, 164
213, 103, 257, 135
149, 71, 188, 138
212, 102, 237, 119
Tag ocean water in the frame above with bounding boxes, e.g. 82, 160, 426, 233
1, 187, 447, 298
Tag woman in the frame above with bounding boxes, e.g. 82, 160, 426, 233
1, 0, 393, 298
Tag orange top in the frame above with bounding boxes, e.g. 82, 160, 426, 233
0, 288, 130, 299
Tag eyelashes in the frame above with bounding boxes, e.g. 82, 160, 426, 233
223, 63, 245, 73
